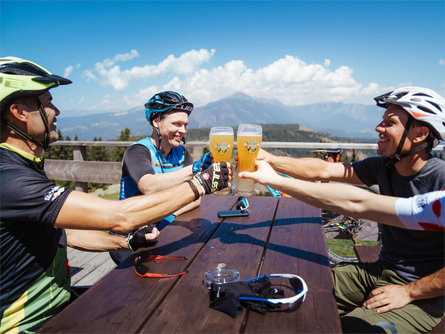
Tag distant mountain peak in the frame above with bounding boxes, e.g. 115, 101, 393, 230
224, 92, 252, 100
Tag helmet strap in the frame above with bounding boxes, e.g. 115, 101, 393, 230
152, 121, 167, 164
4, 100, 51, 152
37, 102, 51, 151
385, 117, 427, 167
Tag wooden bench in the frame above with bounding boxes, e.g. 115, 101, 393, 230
354, 245, 444, 333
353, 245, 381, 263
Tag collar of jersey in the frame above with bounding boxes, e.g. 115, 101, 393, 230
0, 143, 42, 164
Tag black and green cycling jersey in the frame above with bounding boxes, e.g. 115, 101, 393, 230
0, 144, 72, 333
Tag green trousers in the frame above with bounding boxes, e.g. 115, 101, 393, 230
332, 261, 444, 333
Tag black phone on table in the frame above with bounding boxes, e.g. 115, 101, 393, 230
218, 210, 249, 218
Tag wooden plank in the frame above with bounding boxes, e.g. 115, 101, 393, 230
244, 197, 341, 333
67, 248, 116, 286
45, 160, 122, 183
39, 195, 237, 334
354, 245, 381, 263
138, 196, 280, 333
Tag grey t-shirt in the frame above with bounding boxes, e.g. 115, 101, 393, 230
353, 156, 445, 282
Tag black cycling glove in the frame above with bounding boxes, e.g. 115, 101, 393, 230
126, 224, 157, 252
193, 162, 230, 195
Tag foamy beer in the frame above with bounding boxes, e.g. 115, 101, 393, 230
209, 126, 234, 195
236, 124, 262, 196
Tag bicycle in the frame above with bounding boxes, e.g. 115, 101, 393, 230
313, 149, 381, 264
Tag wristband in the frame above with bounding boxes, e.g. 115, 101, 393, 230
187, 180, 200, 201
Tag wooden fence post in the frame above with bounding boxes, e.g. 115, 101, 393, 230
73, 145, 88, 192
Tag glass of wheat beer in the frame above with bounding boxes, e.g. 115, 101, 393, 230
236, 124, 262, 197
209, 126, 234, 195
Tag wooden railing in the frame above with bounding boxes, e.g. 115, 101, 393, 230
45, 141, 444, 192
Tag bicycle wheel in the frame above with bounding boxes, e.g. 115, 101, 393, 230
327, 248, 359, 264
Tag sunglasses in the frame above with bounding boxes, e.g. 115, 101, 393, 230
239, 274, 308, 312
236, 196, 249, 210
134, 255, 188, 278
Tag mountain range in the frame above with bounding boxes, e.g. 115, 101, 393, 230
59, 92, 382, 140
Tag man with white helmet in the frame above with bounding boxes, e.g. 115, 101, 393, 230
255, 87, 445, 333
0, 57, 232, 333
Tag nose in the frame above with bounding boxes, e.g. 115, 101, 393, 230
375, 121, 384, 133
179, 125, 187, 134
54, 105, 61, 116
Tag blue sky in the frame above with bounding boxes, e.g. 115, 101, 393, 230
2, 0, 444, 117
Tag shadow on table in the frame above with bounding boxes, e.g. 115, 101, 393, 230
118, 216, 329, 269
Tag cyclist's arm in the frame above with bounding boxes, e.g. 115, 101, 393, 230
240, 160, 445, 230
138, 165, 194, 193
258, 149, 362, 184
55, 180, 202, 234
364, 267, 445, 313
65, 229, 159, 252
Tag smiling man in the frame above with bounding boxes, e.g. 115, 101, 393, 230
0, 58, 232, 333
112, 91, 214, 264
254, 87, 445, 333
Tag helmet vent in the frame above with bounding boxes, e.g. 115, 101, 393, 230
418, 106, 435, 114
395, 92, 408, 99
413, 93, 432, 97
0, 62, 48, 77
425, 101, 441, 112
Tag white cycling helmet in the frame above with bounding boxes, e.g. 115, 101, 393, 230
374, 87, 445, 147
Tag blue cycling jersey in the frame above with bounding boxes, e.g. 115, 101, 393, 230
119, 136, 193, 224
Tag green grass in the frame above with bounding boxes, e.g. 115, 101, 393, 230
326, 239, 380, 257
98, 193, 119, 200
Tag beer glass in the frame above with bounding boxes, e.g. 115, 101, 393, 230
209, 126, 234, 195
236, 124, 262, 197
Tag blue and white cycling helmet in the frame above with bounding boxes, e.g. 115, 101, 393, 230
144, 91, 193, 125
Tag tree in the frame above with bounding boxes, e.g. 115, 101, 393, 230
111, 128, 132, 162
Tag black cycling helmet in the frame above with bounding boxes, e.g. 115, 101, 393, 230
144, 91, 193, 125
0, 57, 72, 151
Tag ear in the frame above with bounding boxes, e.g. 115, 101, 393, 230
152, 116, 160, 129
8, 103, 28, 123
412, 125, 430, 144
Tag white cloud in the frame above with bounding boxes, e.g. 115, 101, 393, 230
82, 49, 390, 110
114, 49, 139, 62
64, 66, 74, 78
64, 63, 80, 78
84, 49, 215, 90
440, 58, 445, 65
144, 55, 368, 106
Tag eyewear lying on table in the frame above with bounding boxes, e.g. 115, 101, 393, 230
240, 274, 308, 311
236, 196, 249, 210
134, 255, 188, 278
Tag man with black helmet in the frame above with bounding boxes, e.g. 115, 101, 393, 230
110, 91, 214, 264
0, 57, 232, 333
253, 87, 445, 333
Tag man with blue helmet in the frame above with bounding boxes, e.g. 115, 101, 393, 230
110, 91, 213, 264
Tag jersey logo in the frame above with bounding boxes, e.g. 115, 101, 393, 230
44, 186, 65, 201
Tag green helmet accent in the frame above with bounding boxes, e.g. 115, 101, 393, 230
0, 56, 72, 114
0, 57, 72, 151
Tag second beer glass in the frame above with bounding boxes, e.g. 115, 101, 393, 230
209, 126, 234, 195
236, 124, 262, 197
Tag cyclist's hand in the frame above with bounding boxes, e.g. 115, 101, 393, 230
126, 224, 160, 252
239, 160, 279, 185
364, 284, 412, 313
193, 162, 232, 195
192, 152, 213, 174
257, 148, 274, 163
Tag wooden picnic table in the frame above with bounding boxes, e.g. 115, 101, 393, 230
39, 195, 341, 333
